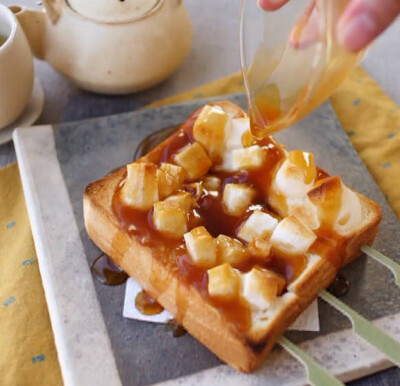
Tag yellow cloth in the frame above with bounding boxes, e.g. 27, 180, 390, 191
0, 163, 62, 385
0, 67, 399, 385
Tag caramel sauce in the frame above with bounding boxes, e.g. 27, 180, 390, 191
196, 191, 245, 238
176, 248, 209, 295
328, 273, 349, 297
307, 177, 347, 267
172, 325, 187, 337
136, 107, 200, 164
271, 251, 307, 284
316, 167, 330, 181
288, 150, 316, 184
112, 188, 181, 250
175, 280, 189, 324
245, 0, 363, 139
166, 320, 187, 337
211, 298, 252, 333
111, 108, 346, 333
90, 253, 128, 286
250, 84, 282, 137
135, 290, 164, 315
176, 248, 253, 332
310, 231, 346, 269
133, 125, 179, 161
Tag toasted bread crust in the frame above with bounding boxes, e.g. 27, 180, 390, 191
83, 101, 381, 372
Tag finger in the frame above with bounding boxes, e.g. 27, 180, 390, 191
258, 0, 290, 11
337, 0, 400, 52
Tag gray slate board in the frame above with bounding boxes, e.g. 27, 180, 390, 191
15, 94, 400, 385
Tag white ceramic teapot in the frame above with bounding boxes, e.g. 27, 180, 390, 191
11, 0, 192, 94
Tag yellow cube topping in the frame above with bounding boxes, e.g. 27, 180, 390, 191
120, 162, 159, 210
207, 263, 240, 300
216, 235, 247, 267
152, 200, 187, 239
193, 105, 229, 161
174, 142, 212, 181
184, 226, 217, 268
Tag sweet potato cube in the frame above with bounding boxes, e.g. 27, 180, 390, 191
193, 105, 228, 161
216, 235, 247, 267
120, 162, 159, 210
174, 142, 212, 181
270, 215, 316, 255
232, 145, 266, 170
237, 210, 278, 243
208, 263, 240, 300
152, 200, 187, 238
184, 226, 217, 268
222, 183, 255, 216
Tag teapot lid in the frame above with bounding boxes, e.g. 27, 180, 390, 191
67, 0, 163, 24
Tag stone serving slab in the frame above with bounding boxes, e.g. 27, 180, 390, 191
13, 94, 400, 386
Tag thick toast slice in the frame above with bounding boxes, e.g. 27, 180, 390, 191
83, 101, 381, 372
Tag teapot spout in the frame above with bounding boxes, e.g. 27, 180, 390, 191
9, 6, 46, 60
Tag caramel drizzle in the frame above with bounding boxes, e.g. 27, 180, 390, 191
135, 290, 164, 316
111, 110, 344, 333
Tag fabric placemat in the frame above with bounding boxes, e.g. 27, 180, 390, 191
0, 66, 398, 385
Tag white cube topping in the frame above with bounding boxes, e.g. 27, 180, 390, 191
287, 197, 320, 230
333, 184, 363, 235
193, 105, 229, 161
213, 117, 251, 172
270, 216, 317, 255
225, 117, 250, 151
273, 150, 316, 199
237, 210, 279, 243
241, 268, 280, 311
232, 145, 266, 170
307, 177, 363, 236
222, 183, 255, 216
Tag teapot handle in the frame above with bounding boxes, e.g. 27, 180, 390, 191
41, 0, 62, 24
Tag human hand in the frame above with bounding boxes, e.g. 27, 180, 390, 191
258, 0, 400, 52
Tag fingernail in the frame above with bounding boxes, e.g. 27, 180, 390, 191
258, 0, 285, 10
337, 12, 378, 52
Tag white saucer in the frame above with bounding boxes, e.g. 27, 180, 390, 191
0, 77, 44, 145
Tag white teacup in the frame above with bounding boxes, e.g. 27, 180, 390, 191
0, 4, 33, 129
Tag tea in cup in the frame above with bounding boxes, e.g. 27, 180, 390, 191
0, 4, 33, 129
